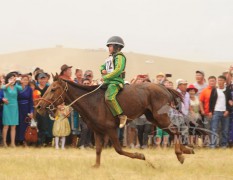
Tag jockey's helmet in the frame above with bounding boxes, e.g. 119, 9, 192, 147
106, 36, 124, 48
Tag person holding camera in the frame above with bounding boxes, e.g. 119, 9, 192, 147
100, 36, 127, 128
1, 72, 23, 147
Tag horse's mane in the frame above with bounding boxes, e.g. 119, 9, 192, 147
55, 75, 183, 105
158, 84, 183, 106
60, 78, 102, 92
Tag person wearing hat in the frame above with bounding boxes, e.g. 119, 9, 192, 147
155, 72, 165, 84
35, 72, 52, 146
100, 36, 127, 128
187, 85, 201, 123
84, 70, 97, 85
186, 84, 202, 146
176, 79, 189, 115
193, 70, 208, 96
59, 64, 73, 81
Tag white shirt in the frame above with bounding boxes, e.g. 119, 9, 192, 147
214, 88, 226, 111
105, 56, 114, 74
193, 82, 208, 96
177, 89, 190, 115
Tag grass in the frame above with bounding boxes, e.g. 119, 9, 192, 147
0, 147, 232, 180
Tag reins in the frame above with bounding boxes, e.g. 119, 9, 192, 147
46, 81, 104, 121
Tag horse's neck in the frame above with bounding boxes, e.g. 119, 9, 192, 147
65, 84, 98, 123
65, 84, 87, 103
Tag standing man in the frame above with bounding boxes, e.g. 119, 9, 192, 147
59, 64, 73, 81
199, 76, 217, 131
193, 70, 208, 96
176, 79, 189, 116
100, 36, 127, 128
209, 75, 231, 148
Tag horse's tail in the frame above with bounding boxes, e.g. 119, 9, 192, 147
166, 88, 183, 107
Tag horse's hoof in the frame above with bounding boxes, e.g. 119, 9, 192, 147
92, 164, 100, 168
140, 154, 146, 160
179, 156, 185, 164
192, 150, 195, 154
135, 153, 146, 160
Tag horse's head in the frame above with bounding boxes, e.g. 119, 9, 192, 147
36, 74, 68, 117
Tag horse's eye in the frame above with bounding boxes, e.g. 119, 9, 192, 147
51, 88, 56, 92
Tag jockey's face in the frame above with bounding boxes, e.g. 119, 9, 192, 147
108, 45, 114, 54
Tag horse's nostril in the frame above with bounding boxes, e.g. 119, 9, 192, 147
37, 105, 41, 110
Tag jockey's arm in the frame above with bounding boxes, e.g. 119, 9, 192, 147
100, 63, 106, 74
103, 55, 126, 81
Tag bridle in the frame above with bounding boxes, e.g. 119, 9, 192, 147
37, 82, 68, 111
37, 80, 104, 116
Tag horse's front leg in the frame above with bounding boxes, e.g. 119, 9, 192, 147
108, 129, 146, 161
92, 132, 103, 168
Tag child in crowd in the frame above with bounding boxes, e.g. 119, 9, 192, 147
50, 103, 71, 149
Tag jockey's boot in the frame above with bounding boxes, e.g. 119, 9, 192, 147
118, 114, 127, 128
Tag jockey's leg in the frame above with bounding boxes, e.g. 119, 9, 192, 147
105, 84, 127, 128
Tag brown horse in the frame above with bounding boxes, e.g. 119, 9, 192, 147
36, 74, 194, 167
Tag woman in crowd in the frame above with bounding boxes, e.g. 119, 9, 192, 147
0, 77, 4, 142
2, 72, 22, 147
187, 84, 201, 146
16, 74, 34, 145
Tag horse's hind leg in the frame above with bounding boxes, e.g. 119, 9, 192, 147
180, 144, 195, 154
144, 111, 186, 164
174, 142, 185, 164
93, 132, 103, 168
108, 129, 146, 161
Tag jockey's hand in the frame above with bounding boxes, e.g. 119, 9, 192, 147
100, 78, 104, 82
101, 70, 107, 75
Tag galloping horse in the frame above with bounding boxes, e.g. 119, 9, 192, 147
36, 74, 194, 167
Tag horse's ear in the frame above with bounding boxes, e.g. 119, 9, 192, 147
52, 73, 55, 81
53, 73, 59, 81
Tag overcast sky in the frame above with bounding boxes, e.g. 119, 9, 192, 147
0, 0, 232, 61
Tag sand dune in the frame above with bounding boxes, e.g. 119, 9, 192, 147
0, 47, 231, 84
